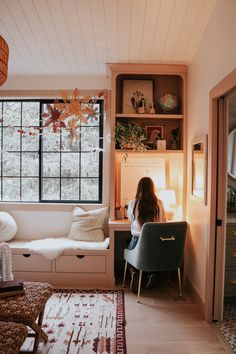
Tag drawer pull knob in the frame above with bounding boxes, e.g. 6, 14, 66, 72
76, 255, 85, 259
232, 252, 236, 258
232, 231, 236, 236
23, 254, 31, 258
229, 279, 236, 285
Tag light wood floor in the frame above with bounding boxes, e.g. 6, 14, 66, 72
120, 275, 234, 354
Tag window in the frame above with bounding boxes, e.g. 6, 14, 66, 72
0, 99, 104, 203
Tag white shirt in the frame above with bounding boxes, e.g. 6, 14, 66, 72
127, 198, 167, 237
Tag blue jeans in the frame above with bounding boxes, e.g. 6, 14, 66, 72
127, 236, 139, 250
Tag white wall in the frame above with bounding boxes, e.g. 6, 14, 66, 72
1, 74, 110, 91
187, 0, 236, 303
0, 75, 111, 238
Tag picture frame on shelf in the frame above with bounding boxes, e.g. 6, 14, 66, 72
144, 124, 165, 150
122, 79, 154, 114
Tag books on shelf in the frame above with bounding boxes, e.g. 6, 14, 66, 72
0, 280, 25, 298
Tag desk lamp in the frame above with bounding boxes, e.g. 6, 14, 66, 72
158, 189, 177, 220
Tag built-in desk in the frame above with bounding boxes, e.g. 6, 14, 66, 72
109, 219, 131, 284
109, 219, 131, 230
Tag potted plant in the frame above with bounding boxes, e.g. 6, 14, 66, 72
170, 128, 179, 149
114, 121, 147, 151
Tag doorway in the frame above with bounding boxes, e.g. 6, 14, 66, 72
207, 69, 236, 322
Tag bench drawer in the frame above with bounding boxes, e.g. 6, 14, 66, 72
12, 254, 52, 272
55, 255, 106, 273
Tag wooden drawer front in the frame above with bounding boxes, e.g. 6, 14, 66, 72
12, 254, 52, 272
224, 270, 236, 295
225, 242, 236, 267
55, 255, 106, 273
226, 226, 236, 240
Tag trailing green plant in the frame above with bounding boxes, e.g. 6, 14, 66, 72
114, 120, 147, 151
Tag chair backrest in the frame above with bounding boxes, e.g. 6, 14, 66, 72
133, 221, 187, 272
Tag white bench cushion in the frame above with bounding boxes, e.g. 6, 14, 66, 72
8, 237, 110, 260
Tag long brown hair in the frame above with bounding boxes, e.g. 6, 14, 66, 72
133, 177, 160, 225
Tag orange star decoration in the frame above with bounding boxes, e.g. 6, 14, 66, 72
54, 88, 95, 124
41, 102, 66, 133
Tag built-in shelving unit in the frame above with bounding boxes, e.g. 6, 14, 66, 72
107, 63, 188, 221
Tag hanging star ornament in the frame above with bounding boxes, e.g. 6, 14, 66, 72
54, 88, 95, 124
41, 102, 66, 133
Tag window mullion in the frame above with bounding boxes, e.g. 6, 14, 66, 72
20, 102, 23, 201
0, 102, 3, 201
39, 102, 43, 201
60, 129, 62, 200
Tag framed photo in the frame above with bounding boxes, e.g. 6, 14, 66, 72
145, 124, 165, 143
191, 134, 208, 205
123, 79, 154, 114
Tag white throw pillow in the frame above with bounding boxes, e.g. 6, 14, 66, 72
68, 207, 109, 242
0, 212, 17, 242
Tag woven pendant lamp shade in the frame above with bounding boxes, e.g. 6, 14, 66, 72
0, 35, 9, 86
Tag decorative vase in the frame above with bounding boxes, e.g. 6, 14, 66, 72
170, 140, 178, 150
156, 140, 166, 150
158, 93, 179, 113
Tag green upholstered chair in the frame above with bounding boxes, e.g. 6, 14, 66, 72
122, 221, 187, 302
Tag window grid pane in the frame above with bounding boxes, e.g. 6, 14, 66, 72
0, 99, 103, 203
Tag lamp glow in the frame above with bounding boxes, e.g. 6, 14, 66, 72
158, 189, 177, 220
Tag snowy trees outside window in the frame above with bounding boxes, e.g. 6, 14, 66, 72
0, 100, 104, 203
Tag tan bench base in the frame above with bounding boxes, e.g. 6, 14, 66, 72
0, 321, 28, 354
0, 281, 53, 352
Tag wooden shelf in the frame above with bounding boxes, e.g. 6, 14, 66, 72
115, 113, 183, 119
115, 149, 183, 153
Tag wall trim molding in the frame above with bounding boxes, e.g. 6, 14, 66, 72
186, 277, 205, 317
206, 68, 236, 322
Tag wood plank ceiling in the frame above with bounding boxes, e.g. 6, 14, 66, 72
0, 0, 217, 76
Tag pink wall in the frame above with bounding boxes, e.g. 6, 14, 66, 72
187, 0, 236, 304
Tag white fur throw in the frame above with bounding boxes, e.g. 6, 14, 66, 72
25, 237, 110, 260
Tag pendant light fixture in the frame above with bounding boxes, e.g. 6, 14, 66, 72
0, 35, 9, 86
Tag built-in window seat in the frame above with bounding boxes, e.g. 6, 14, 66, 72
8, 237, 113, 288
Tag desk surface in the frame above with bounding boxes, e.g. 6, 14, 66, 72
108, 218, 184, 230
109, 219, 131, 230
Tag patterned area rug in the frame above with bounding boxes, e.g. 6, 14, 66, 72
22, 289, 126, 354
216, 304, 236, 353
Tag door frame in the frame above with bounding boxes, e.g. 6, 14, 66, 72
206, 68, 236, 321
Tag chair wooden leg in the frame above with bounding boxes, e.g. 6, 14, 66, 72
137, 270, 143, 303
122, 261, 128, 288
178, 267, 182, 297
32, 305, 47, 352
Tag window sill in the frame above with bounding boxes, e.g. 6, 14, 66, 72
0, 202, 105, 212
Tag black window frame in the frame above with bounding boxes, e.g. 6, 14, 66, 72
0, 98, 104, 204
